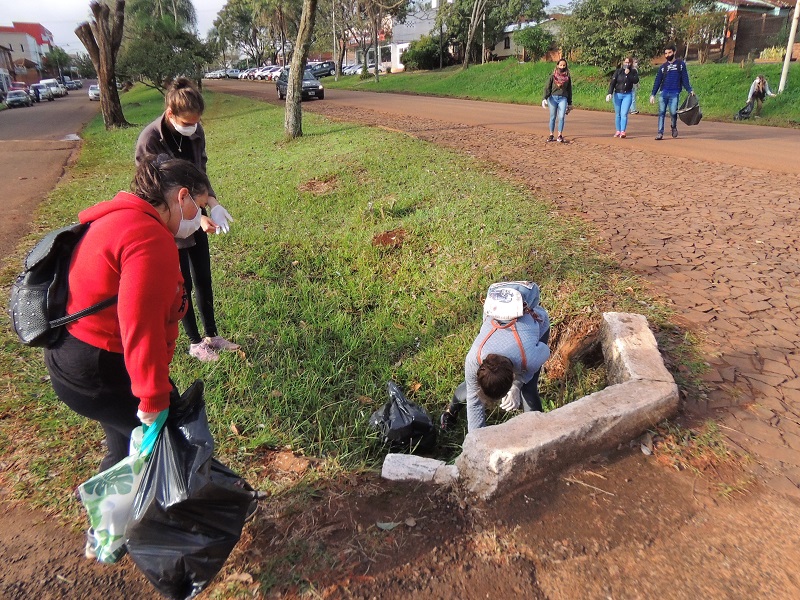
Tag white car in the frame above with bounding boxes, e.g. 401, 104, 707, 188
88, 84, 100, 101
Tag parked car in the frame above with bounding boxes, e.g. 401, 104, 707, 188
239, 68, 258, 79
5, 89, 33, 108
342, 63, 363, 75
30, 83, 54, 102
39, 78, 64, 98
88, 84, 100, 101
309, 61, 336, 78
64, 80, 80, 90
225, 69, 240, 78
276, 69, 324, 101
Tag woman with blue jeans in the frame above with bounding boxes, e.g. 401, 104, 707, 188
542, 59, 573, 143
605, 57, 639, 138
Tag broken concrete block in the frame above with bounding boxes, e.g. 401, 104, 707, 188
601, 312, 674, 385
456, 379, 679, 500
434, 464, 459, 486
382, 453, 445, 482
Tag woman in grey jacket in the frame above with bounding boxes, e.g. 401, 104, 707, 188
135, 78, 239, 362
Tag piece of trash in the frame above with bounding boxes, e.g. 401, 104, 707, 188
640, 443, 653, 456
225, 572, 254, 584
376, 521, 401, 531
404, 517, 417, 527
230, 422, 241, 436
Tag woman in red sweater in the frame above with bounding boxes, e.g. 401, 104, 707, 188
44, 156, 211, 473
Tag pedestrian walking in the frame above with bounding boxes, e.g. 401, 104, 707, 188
747, 75, 776, 118
135, 77, 239, 363
606, 57, 639, 138
650, 43, 693, 140
629, 58, 640, 114
542, 58, 573, 143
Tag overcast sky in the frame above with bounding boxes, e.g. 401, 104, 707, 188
0, 0, 227, 52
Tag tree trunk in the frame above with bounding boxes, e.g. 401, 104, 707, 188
285, 0, 318, 138
463, 0, 486, 69
75, 0, 129, 129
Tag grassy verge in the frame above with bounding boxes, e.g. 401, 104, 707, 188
0, 85, 668, 520
325, 60, 800, 127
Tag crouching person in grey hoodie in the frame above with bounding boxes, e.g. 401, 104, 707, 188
441, 281, 550, 433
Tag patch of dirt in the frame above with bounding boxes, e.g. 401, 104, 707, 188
298, 175, 339, 195
371, 227, 406, 248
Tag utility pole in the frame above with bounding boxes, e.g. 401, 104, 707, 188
332, 3, 337, 80
779, 0, 799, 92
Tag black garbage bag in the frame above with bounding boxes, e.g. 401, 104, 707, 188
369, 381, 436, 453
126, 381, 257, 600
734, 100, 754, 121
678, 93, 703, 126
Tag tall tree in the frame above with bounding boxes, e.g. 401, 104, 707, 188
75, 0, 129, 128
560, 0, 681, 69
118, 17, 212, 93
43, 47, 72, 78
285, 0, 318, 138
126, 0, 198, 29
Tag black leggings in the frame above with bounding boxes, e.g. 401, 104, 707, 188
44, 333, 142, 472
179, 228, 217, 345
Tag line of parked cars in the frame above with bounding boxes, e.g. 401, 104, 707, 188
3, 77, 82, 108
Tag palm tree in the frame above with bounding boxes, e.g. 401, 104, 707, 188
126, 0, 198, 30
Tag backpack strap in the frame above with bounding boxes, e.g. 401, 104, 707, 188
49, 295, 118, 328
476, 318, 528, 372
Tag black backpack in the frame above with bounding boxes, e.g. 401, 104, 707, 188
9, 223, 117, 348
369, 381, 437, 453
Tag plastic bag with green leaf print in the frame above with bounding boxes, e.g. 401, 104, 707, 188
78, 410, 167, 563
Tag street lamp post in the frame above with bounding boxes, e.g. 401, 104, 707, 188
778, 0, 800, 93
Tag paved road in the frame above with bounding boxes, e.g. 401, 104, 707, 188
209, 79, 800, 498
207, 80, 800, 175
0, 87, 100, 265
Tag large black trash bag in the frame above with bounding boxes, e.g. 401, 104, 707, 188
126, 381, 257, 600
734, 100, 753, 121
678, 93, 703, 126
369, 381, 436, 453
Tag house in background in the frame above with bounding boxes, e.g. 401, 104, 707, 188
717, 0, 794, 61
0, 22, 55, 83
0, 43, 13, 99
491, 16, 563, 62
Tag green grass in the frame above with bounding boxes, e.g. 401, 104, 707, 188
326, 59, 800, 127
0, 85, 667, 517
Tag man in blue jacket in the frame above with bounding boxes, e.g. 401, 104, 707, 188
650, 43, 694, 140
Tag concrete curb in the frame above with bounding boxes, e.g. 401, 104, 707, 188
381, 312, 679, 500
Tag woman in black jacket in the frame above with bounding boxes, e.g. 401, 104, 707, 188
605, 57, 639, 138
542, 59, 573, 143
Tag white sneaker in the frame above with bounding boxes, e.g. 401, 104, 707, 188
206, 335, 240, 351
189, 340, 220, 362
85, 528, 98, 560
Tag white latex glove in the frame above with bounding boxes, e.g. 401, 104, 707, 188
541, 99, 548, 109
137, 409, 161, 425
210, 204, 234, 234
649, 95, 656, 104
605, 94, 612, 102
499, 381, 522, 412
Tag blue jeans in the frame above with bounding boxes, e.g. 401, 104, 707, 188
657, 92, 680, 134
548, 96, 568, 134
613, 92, 633, 132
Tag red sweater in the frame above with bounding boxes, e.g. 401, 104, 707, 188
65, 192, 186, 413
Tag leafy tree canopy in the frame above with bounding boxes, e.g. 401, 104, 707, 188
118, 17, 212, 93
559, 0, 681, 69
513, 25, 554, 60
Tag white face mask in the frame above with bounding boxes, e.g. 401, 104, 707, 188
175, 193, 202, 239
171, 118, 197, 137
